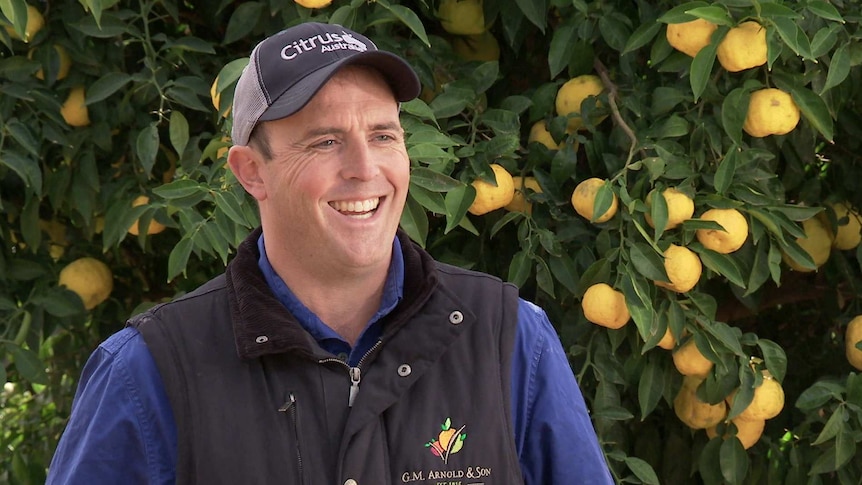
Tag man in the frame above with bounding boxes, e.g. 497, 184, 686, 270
47, 22, 613, 484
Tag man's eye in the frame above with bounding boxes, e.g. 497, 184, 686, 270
375, 134, 394, 142
315, 139, 336, 148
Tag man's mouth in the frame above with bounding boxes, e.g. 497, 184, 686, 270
329, 197, 381, 219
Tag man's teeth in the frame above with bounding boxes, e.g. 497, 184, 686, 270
331, 198, 380, 214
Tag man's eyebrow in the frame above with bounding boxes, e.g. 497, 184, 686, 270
303, 122, 403, 138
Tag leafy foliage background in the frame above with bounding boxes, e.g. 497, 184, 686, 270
1, 0, 862, 483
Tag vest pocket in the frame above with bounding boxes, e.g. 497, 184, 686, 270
278, 392, 305, 484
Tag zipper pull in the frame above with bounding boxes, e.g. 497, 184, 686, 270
348, 367, 361, 407
278, 392, 296, 412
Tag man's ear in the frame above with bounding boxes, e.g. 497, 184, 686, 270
227, 145, 267, 201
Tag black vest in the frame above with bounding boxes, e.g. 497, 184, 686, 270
131, 230, 524, 485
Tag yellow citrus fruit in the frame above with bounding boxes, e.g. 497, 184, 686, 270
706, 417, 765, 450
696, 208, 749, 254
210, 75, 232, 118
673, 338, 714, 378
743, 88, 800, 138
128, 196, 167, 236
666, 18, 718, 58
657, 327, 677, 350
717, 21, 768, 72
452, 31, 499, 62
782, 216, 832, 272
555, 74, 605, 131
655, 244, 702, 293
467, 164, 515, 215
674, 375, 727, 429
31, 44, 73, 81
527, 120, 563, 150
39, 219, 67, 261
731, 373, 785, 421
504, 176, 542, 214
438, 0, 485, 35
582, 283, 630, 329
571, 177, 618, 223
294, 0, 332, 8
826, 202, 862, 251
645, 187, 695, 230
846, 315, 862, 371
4, 5, 44, 42
60, 86, 91, 127
58, 257, 113, 310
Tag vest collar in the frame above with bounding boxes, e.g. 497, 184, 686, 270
226, 227, 439, 360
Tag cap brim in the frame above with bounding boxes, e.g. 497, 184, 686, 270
258, 51, 420, 122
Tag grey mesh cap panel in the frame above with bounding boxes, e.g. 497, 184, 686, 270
230, 22, 420, 146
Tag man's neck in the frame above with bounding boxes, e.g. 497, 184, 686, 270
265, 248, 391, 346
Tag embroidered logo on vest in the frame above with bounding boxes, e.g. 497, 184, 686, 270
424, 417, 466, 464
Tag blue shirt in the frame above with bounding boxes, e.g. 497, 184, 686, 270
47, 236, 613, 484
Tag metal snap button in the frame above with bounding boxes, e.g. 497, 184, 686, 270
344, 479, 358, 485
397, 364, 412, 377
449, 310, 463, 325
255, 335, 268, 344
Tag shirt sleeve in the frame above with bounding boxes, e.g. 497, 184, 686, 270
47, 327, 177, 485
511, 299, 614, 485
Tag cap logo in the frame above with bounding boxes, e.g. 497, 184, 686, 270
280, 31, 369, 61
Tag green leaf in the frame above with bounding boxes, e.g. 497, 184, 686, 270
809, 435, 856, 474
770, 16, 813, 60
820, 42, 850, 95
795, 381, 843, 411
620, 271, 655, 339
756, 339, 787, 382
628, 242, 668, 282
167, 236, 194, 282
811, 405, 845, 446
592, 182, 615, 223
548, 23, 576, 78
508, 250, 532, 287
401, 99, 437, 123
599, 13, 631, 53
400, 195, 428, 248
135, 123, 160, 176
85, 72, 132, 104
444, 184, 474, 234
169, 111, 189, 158
690, 32, 721, 102
408, 184, 446, 214
638, 355, 666, 419
153, 179, 206, 199
0, 0, 28, 40
429, 87, 472, 119
213, 190, 251, 227
549, 252, 580, 294
536, 257, 555, 297
379, 4, 430, 46
6, 119, 39, 158
625, 456, 659, 485
514, 0, 546, 32
223, 2, 264, 45
0, 151, 42, 197
693, 246, 746, 288
9, 344, 47, 385
806, 1, 846, 23
410, 167, 462, 192
721, 88, 748, 146
622, 21, 662, 56
685, 6, 733, 26
719, 436, 749, 484
165, 36, 216, 54
714, 149, 737, 195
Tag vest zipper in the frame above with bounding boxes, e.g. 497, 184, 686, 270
278, 392, 304, 482
319, 339, 383, 408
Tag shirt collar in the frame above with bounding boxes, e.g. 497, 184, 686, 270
255, 233, 404, 351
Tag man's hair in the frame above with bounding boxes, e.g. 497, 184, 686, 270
247, 123, 272, 161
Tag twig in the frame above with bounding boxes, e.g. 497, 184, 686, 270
593, 58, 644, 167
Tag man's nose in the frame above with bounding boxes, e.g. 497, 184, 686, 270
340, 141, 379, 181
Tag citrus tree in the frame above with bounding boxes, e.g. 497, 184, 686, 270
2, 0, 862, 483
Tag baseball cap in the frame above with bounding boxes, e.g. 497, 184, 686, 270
231, 22, 421, 146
